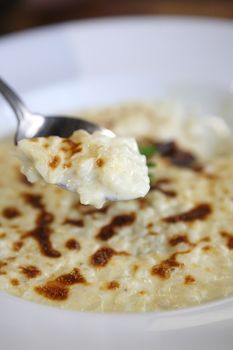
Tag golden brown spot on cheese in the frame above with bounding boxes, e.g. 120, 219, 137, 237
132, 264, 139, 273
137, 198, 147, 209
61, 139, 82, 155
106, 280, 120, 290
96, 158, 105, 167
0, 261, 7, 275
163, 204, 212, 223
148, 232, 158, 237
35, 282, 68, 301
85, 205, 111, 216
151, 256, 183, 279
169, 234, 192, 247
12, 240, 24, 252
151, 250, 191, 279
147, 223, 153, 229
204, 173, 218, 180
184, 275, 196, 285
6, 256, 15, 262
199, 236, 211, 243
202, 245, 212, 252
18, 173, 33, 187
35, 268, 86, 301
9, 224, 20, 230
29, 227, 60, 258
0, 233, 6, 239
31, 138, 38, 143
2, 207, 21, 219
36, 210, 54, 225
90, 247, 116, 267
111, 213, 136, 227
63, 218, 84, 227
43, 143, 49, 149
151, 178, 176, 197
63, 161, 72, 169
56, 268, 86, 285
48, 155, 61, 169
10, 278, 19, 286
96, 212, 136, 241
20, 265, 41, 279
65, 239, 80, 251
138, 290, 146, 296
220, 231, 233, 249
22, 193, 43, 209
74, 202, 111, 216
155, 140, 203, 171
25, 210, 61, 258
152, 186, 177, 197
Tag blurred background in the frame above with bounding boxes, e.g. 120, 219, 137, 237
0, 0, 233, 36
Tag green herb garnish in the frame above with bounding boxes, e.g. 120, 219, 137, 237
139, 145, 157, 158
147, 161, 156, 168
139, 144, 157, 184
148, 173, 156, 183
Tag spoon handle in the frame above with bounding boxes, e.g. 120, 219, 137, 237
0, 77, 29, 122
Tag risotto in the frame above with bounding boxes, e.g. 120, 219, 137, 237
0, 102, 232, 312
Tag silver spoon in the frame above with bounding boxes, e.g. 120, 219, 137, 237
0, 77, 114, 144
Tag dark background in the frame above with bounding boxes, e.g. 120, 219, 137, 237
0, 0, 233, 36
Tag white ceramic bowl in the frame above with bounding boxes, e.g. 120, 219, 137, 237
0, 16, 233, 350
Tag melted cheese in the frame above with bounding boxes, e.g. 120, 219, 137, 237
17, 131, 150, 208
0, 102, 232, 312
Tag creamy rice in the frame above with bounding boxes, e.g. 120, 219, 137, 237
0, 102, 233, 312
17, 131, 149, 208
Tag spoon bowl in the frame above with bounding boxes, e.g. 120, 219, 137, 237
0, 77, 114, 144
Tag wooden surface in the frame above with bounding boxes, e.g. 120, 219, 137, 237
0, 0, 233, 35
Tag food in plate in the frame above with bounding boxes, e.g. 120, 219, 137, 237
17, 130, 150, 208
0, 101, 233, 312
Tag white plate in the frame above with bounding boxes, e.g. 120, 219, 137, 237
0, 16, 233, 350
